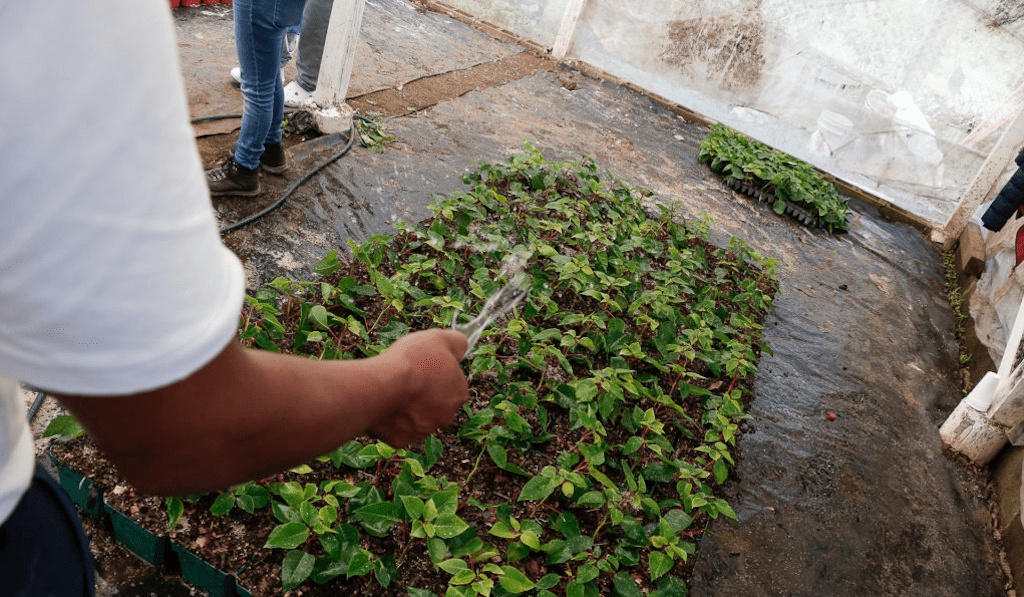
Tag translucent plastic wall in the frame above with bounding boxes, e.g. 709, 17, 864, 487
441, 0, 1024, 226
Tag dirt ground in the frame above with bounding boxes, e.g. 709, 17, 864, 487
196, 51, 554, 169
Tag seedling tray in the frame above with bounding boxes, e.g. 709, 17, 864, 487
104, 502, 172, 566
47, 449, 105, 518
171, 543, 236, 597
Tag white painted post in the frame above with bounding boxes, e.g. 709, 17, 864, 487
551, 0, 588, 60
941, 296, 1024, 462
987, 297, 1024, 426
307, 0, 367, 134
932, 106, 1024, 250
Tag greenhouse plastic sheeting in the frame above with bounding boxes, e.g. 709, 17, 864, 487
441, 0, 1024, 226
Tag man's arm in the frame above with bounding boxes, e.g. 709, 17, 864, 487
55, 329, 469, 496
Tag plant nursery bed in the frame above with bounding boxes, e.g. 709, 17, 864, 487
49, 146, 778, 597
699, 123, 850, 232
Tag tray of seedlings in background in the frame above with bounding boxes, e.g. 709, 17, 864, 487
699, 123, 849, 232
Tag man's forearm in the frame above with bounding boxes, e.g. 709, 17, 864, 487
57, 330, 468, 495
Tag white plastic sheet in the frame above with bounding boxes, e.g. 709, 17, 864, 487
440, 0, 1024, 226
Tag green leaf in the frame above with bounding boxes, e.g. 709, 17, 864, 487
518, 475, 557, 502
407, 588, 438, 597
311, 554, 349, 583
375, 555, 398, 587
519, 530, 541, 550
434, 513, 470, 539
498, 566, 536, 593
42, 415, 84, 441
715, 498, 738, 520
165, 496, 184, 529
354, 501, 401, 535
235, 483, 270, 513
273, 481, 307, 509
401, 496, 426, 521
210, 492, 235, 516
577, 564, 600, 583
427, 537, 448, 564
320, 504, 339, 525
612, 571, 644, 597
489, 520, 517, 539
567, 580, 585, 597
552, 511, 581, 538
281, 550, 315, 591
313, 250, 342, 275
431, 490, 460, 516
576, 491, 605, 507
300, 500, 319, 527
264, 522, 310, 549
450, 570, 477, 585
422, 435, 443, 469
272, 501, 302, 524
713, 460, 728, 484
662, 509, 694, 533
377, 319, 411, 342
348, 551, 374, 578
649, 551, 673, 580
438, 558, 469, 575
309, 305, 330, 330
537, 574, 561, 590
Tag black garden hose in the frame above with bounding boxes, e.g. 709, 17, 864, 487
192, 112, 376, 233
27, 391, 46, 422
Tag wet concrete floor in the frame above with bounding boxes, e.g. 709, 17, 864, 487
109, 1, 1009, 594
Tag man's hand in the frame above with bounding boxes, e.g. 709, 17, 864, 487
367, 329, 469, 447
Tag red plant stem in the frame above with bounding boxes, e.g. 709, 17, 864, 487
725, 370, 740, 394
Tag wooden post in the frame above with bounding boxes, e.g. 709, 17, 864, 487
308, 0, 367, 134
932, 106, 1024, 250
551, 0, 588, 60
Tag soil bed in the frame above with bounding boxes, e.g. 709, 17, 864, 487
52, 146, 778, 597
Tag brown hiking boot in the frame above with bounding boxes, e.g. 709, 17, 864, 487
259, 142, 287, 174
206, 157, 260, 197
229, 141, 287, 175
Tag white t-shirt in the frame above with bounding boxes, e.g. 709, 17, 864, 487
0, 0, 246, 524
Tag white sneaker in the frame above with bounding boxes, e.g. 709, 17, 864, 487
284, 81, 314, 107
230, 67, 286, 85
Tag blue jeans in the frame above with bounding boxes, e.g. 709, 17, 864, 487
233, 0, 306, 170
0, 465, 95, 596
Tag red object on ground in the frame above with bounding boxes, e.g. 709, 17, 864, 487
181, 0, 201, 6
168, 0, 182, 6
826, 412, 837, 421
1016, 224, 1024, 267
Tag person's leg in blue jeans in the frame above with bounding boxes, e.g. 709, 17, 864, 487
229, 25, 300, 84
207, 0, 305, 197
0, 465, 96, 597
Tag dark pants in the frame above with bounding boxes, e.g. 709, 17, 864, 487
0, 464, 95, 597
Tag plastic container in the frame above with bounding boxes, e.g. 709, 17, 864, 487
171, 543, 237, 597
809, 110, 853, 156
105, 502, 172, 566
47, 449, 106, 518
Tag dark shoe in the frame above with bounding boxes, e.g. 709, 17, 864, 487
229, 141, 288, 175
259, 142, 287, 174
206, 157, 260, 197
